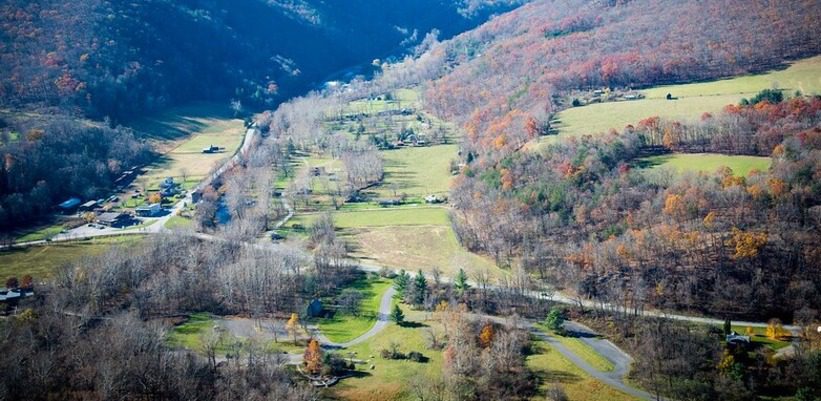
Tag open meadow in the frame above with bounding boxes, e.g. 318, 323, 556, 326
285, 207, 504, 278
132, 102, 246, 189
318, 277, 393, 343
0, 236, 144, 280
373, 145, 457, 199
639, 153, 772, 177
545, 56, 821, 142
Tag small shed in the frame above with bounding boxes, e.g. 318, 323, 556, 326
306, 299, 323, 318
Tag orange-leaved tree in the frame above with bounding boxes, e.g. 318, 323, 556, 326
479, 323, 495, 348
303, 338, 323, 375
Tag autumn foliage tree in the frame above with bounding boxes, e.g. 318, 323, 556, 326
286, 313, 301, 344
479, 323, 495, 348
303, 338, 323, 375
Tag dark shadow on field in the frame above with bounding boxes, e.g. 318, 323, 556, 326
398, 321, 428, 329
534, 369, 582, 385
381, 159, 416, 191
561, 330, 601, 339
128, 103, 234, 141
632, 154, 673, 169
529, 342, 583, 386
146, 154, 174, 171
346, 370, 372, 379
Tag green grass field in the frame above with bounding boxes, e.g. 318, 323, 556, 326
332, 307, 443, 401
643, 56, 821, 99
640, 153, 771, 176
339, 88, 421, 116
351, 225, 502, 279
164, 215, 194, 230
545, 56, 821, 142
0, 236, 144, 280
318, 277, 392, 343
332, 308, 638, 401
288, 207, 451, 229
14, 222, 65, 242
729, 325, 791, 351
166, 313, 305, 356
132, 102, 246, 189
527, 338, 641, 401
374, 145, 457, 198
535, 324, 615, 372
286, 207, 503, 278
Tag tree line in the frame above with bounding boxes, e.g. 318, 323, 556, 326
0, 116, 153, 229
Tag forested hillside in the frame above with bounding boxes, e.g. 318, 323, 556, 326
0, 0, 521, 121
0, 0, 521, 230
419, 0, 821, 321
424, 0, 821, 159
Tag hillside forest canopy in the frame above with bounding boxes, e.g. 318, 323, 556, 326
1, 0, 821, 401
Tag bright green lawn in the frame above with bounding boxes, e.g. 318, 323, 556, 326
545, 56, 821, 142
318, 277, 392, 343
166, 313, 305, 356
535, 324, 615, 372
14, 223, 65, 242
527, 338, 642, 401
288, 207, 450, 229
550, 94, 743, 139
0, 236, 144, 280
164, 215, 194, 230
374, 145, 457, 198
643, 56, 821, 99
641, 153, 771, 177
332, 308, 441, 401
729, 325, 791, 351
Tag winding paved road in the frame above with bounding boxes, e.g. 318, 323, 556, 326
312, 287, 397, 349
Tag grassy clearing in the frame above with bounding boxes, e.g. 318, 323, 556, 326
350, 225, 502, 279
729, 325, 791, 351
166, 313, 217, 351
131, 102, 245, 189
339, 88, 421, 116
285, 208, 503, 278
527, 338, 641, 401
332, 308, 441, 401
287, 207, 451, 229
535, 324, 614, 372
643, 56, 821, 99
640, 153, 772, 177
14, 222, 65, 242
551, 94, 742, 139
318, 277, 392, 343
164, 215, 194, 230
374, 145, 457, 198
0, 236, 144, 280
166, 313, 305, 356
545, 56, 821, 142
